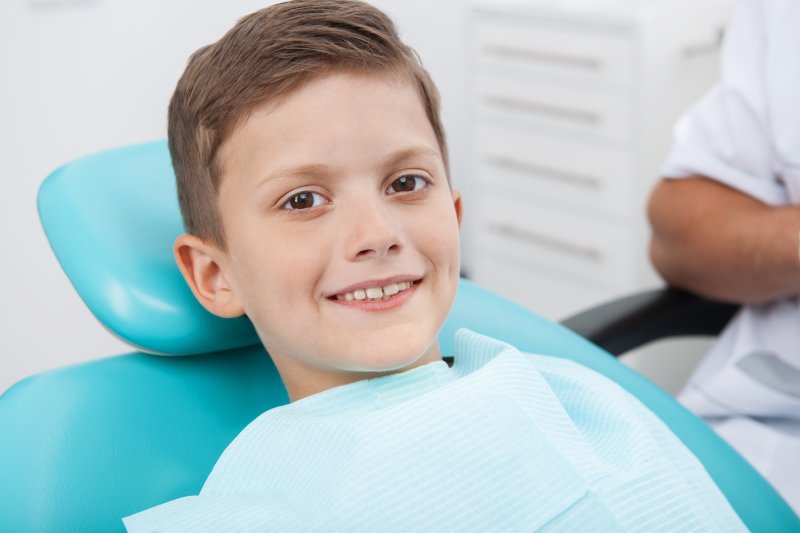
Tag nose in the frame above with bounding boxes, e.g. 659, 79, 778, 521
344, 197, 402, 261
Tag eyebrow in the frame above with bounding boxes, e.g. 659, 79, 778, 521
256, 145, 442, 190
382, 145, 441, 170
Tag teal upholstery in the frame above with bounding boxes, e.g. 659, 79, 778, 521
33, 140, 257, 355
0, 142, 796, 531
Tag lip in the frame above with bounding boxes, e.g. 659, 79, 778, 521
327, 277, 422, 312
326, 275, 422, 299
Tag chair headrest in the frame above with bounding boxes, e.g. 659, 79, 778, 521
38, 141, 260, 355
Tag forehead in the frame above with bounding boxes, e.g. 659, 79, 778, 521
218, 71, 442, 188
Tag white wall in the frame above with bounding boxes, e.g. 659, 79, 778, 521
0, 0, 473, 393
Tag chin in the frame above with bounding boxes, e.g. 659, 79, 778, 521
338, 338, 438, 373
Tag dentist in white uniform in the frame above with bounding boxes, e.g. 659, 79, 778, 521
648, 0, 800, 514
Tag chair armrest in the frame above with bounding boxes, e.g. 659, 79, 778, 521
560, 287, 740, 356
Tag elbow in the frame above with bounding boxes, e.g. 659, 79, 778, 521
648, 222, 759, 305
646, 183, 679, 286
648, 234, 683, 288
646, 180, 699, 291
648, 233, 728, 301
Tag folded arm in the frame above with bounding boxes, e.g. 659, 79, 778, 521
647, 176, 800, 305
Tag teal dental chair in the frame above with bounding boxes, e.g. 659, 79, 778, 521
1, 141, 797, 532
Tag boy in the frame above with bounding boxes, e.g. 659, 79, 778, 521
124, 1, 746, 530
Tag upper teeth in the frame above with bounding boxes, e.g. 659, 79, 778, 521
336, 281, 413, 301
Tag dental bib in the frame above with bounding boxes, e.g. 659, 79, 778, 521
124, 329, 745, 532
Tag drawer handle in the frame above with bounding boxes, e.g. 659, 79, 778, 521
489, 222, 602, 261
487, 155, 601, 189
484, 95, 600, 124
683, 28, 724, 58
683, 40, 721, 58
484, 44, 602, 70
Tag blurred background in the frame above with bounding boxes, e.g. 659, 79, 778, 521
0, 0, 731, 394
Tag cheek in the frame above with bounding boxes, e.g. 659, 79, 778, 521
228, 232, 309, 317
421, 203, 461, 261
247, 251, 317, 304
238, 251, 321, 348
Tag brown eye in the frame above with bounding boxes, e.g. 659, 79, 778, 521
388, 175, 426, 194
283, 191, 325, 210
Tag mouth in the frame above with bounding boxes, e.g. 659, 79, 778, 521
328, 277, 422, 303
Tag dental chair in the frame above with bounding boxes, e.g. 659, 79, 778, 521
0, 141, 796, 532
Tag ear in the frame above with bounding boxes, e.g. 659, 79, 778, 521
451, 189, 463, 228
173, 234, 245, 318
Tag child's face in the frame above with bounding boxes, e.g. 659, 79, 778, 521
192, 72, 461, 399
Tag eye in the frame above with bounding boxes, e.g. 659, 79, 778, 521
282, 191, 327, 210
387, 174, 428, 194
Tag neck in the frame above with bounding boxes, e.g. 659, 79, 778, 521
274, 346, 443, 402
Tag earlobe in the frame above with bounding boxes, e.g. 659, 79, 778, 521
451, 189, 463, 228
173, 234, 245, 318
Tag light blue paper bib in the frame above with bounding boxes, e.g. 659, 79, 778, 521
125, 329, 745, 532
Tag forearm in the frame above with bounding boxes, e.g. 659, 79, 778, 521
647, 177, 800, 305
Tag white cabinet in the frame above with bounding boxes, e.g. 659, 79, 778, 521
466, 0, 732, 319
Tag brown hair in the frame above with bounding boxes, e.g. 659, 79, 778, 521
169, 0, 448, 247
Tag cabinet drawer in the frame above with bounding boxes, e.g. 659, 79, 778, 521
475, 75, 633, 144
474, 123, 636, 217
473, 16, 634, 89
473, 192, 636, 286
470, 253, 625, 321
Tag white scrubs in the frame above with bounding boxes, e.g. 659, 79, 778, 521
662, 0, 800, 514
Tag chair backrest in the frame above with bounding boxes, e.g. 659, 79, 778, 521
0, 142, 796, 531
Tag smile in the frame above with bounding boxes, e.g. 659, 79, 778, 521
333, 280, 415, 302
